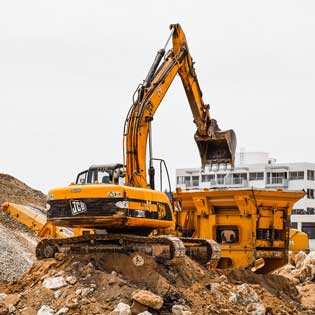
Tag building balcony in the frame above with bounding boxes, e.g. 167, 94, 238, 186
266, 178, 288, 188
196, 178, 249, 189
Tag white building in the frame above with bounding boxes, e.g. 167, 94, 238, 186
176, 151, 315, 250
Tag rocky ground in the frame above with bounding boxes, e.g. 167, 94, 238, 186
0, 173, 314, 315
0, 253, 313, 315
0, 173, 46, 208
275, 251, 315, 310
0, 173, 44, 281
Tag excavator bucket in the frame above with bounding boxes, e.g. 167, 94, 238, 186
195, 120, 236, 167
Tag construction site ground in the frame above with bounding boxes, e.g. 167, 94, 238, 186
0, 173, 315, 315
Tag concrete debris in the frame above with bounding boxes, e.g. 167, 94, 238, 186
232, 283, 260, 306
81, 287, 94, 297
245, 302, 266, 315
65, 275, 77, 285
42, 276, 67, 290
37, 305, 54, 315
172, 304, 185, 315
172, 304, 193, 315
8, 304, 16, 313
111, 302, 131, 315
294, 251, 307, 269
55, 307, 69, 315
54, 289, 62, 299
0, 175, 314, 315
303, 251, 315, 266
0, 294, 6, 300
0, 250, 312, 314
130, 300, 148, 314
131, 290, 163, 310
274, 251, 315, 309
0, 303, 8, 315
275, 251, 315, 284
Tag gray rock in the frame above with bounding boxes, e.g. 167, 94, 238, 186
55, 307, 69, 315
245, 302, 266, 315
131, 290, 163, 310
111, 302, 131, 315
37, 305, 54, 315
42, 277, 66, 290
54, 290, 62, 299
8, 304, 16, 313
0, 294, 7, 300
65, 276, 77, 285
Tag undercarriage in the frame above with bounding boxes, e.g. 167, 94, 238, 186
36, 233, 220, 269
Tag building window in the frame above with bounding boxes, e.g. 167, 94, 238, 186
192, 176, 199, 187
302, 222, 315, 240
307, 189, 314, 199
232, 173, 247, 184
267, 172, 287, 184
292, 208, 306, 214
306, 208, 315, 214
307, 170, 315, 181
289, 171, 304, 180
201, 174, 215, 182
184, 176, 191, 187
290, 222, 298, 229
249, 172, 264, 181
177, 176, 184, 185
217, 174, 226, 184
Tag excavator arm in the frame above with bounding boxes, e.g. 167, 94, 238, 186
124, 24, 236, 188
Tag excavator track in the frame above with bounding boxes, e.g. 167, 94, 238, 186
36, 234, 220, 268
36, 234, 186, 265
181, 237, 221, 270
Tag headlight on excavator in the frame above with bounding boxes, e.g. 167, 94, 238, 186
46, 203, 51, 211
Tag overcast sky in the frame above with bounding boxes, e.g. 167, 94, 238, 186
1, 1, 315, 192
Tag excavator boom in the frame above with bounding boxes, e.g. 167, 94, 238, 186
31, 24, 234, 269
125, 24, 236, 188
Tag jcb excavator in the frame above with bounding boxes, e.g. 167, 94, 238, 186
36, 24, 236, 268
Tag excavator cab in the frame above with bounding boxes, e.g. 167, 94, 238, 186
76, 164, 126, 185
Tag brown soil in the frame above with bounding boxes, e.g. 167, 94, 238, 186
0, 253, 313, 315
0, 174, 314, 314
0, 173, 46, 208
0, 173, 44, 281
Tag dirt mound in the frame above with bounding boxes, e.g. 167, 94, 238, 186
225, 268, 300, 302
0, 173, 46, 208
275, 251, 315, 311
0, 253, 313, 315
0, 173, 45, 282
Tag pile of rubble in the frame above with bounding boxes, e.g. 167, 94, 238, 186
0, 173, 45, 281
275, 251, 315, 309
0, 173, 46, 208
0, 252, 312, 315
0, 173, 314, 314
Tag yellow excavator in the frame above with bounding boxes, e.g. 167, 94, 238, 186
35, 24, 236, 268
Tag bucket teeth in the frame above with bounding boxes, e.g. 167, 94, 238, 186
195, 120, 236, 168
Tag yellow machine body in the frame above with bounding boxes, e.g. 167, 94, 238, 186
47, 183, 175, 234
289, 228, 309, 253
174, 188, 305, 273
